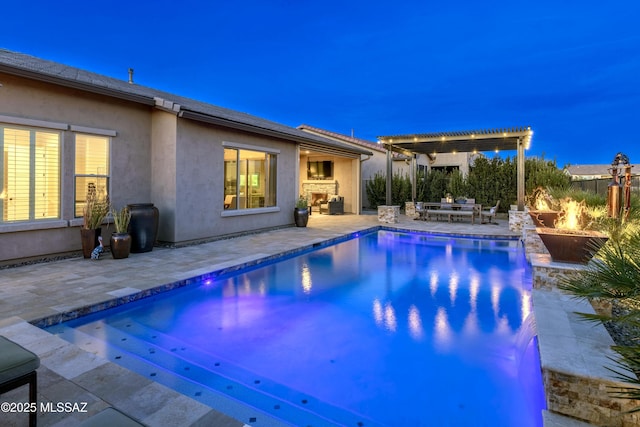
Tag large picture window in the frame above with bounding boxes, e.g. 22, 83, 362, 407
75, 134, 110, 217
0, 126, 60, 223
224, 146, 276, 210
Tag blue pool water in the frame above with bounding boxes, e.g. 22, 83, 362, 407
47, 230, 545, 426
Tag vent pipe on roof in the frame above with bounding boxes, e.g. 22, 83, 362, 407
128, 68, 134, 84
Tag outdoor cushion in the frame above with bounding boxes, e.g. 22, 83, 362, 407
0, 335, 40, 383
78, 407, 146, 427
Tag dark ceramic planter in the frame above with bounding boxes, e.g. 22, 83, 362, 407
110, 233, 132, 259
127, 203, 159, 253
80, 228, 101, 259
536, 227, 609, 264
294, 207, 309, 227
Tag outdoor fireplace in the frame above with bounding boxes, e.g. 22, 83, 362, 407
310, 192, 328, 207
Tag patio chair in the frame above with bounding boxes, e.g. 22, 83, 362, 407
0, 336, 40, 427
481, 200, 500, 224
319, 195, 344, 215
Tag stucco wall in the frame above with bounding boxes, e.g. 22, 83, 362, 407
0, 73, 151, 263
151, 110, 178, 242
171, 120, 298, 244
430, 152, 472, 176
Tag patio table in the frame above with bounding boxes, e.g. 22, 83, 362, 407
416, 202, 482, 223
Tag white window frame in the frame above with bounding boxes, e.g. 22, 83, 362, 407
0, 123, 62, 225
73, 132, 112, 218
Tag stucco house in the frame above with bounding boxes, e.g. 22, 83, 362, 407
0, 49, 371, 265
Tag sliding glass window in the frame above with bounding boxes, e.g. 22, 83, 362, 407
0, 125, 60, 223
224, 147, 276, 210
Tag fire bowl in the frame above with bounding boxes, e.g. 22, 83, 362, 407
536, 228, 609, 264
528, 210, 562, 228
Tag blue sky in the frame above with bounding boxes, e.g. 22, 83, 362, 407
2, 0, 639, 167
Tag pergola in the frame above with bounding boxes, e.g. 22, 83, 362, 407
377, 127, 533, 210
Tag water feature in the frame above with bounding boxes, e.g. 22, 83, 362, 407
46, 230, 545, 426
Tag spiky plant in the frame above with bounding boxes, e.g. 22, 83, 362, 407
82, 191, 109, 229
111, 206, 131, 233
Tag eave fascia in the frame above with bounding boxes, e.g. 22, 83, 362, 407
179, 109, 373, 156
0, 64, 156, 106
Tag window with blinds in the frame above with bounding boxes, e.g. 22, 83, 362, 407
1, 126, 61, 223
74, 134, 110, 217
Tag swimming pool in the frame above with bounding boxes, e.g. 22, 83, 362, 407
47, 230, 545, 426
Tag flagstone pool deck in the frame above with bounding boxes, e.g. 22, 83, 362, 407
0, 213, 607, 426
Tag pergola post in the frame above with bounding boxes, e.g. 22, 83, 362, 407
411, 155, 417, 202
517, 137, 525, 211
386, 147, 392, 205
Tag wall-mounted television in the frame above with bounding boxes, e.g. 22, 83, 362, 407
307, 161, 333, 179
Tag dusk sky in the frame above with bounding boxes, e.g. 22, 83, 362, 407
2, 1, 639, 168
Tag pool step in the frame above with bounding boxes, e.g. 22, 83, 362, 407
49, 319, 383, 427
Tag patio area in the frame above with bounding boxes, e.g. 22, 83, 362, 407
0, 213, 605, 426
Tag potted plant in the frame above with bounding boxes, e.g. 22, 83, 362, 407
110, 206, 132, 259
80, 191, 109, 258
294, 195, 309, 227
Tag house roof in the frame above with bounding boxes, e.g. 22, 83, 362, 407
564, 164, 639, 178
564, 164, 614, 177
298, 124, 416, 160
377, 127, 533, 155
0, 49, 372, 157
298, 124, 385, 153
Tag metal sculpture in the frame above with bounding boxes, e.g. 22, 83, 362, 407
607, 152, 633, 219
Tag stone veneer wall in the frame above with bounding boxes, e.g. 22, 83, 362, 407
405, 202, 418, 219
378, 205, 399, 223
543, 371, 640, 426
530, 253, 583, 290
531, 250, 640, 426
509, 209, 532, 233
523, 226, 549, 262
301, 180, 337, 200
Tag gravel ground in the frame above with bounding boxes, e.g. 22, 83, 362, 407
605, 300, 640, 348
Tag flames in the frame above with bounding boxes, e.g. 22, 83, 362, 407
535, 197, 551, 211
555, 198, 588, 231
529, 187, 556, 211
528, 187, 592, 231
